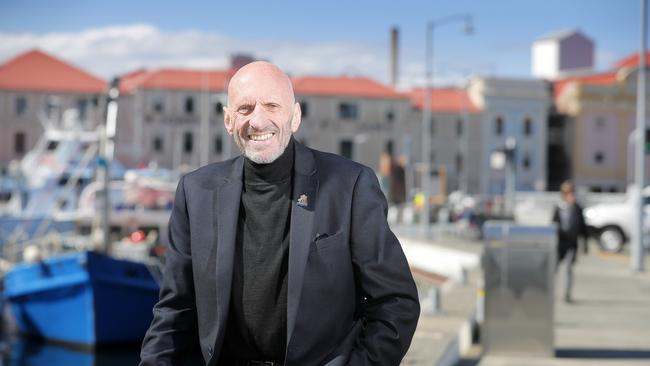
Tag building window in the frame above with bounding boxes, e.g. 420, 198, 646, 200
385, 140, 394, 155
522, 153, 531, 170
595, 116, 606, 130
153, 136, 163, 152
15, 96, 27, 116
14, 132, 26, 154
430, 118, 436, 137
594, 151, 605, 164
214, 101, 223, 115
45, 96, 59, 117
300, 101, 308, 118
77, 98, 88, 121
340, 140, 353, 159
495, 116, 504, 136
153, 96, 164, 113
338, 103, 358, 120
214, 134, 223, 154
185, 97, 194, 114
183, 132, 194, 153
524, 117, 533, 136
456, 153, 463, 173
386, 108, 395, 123
456, 118, 463, 136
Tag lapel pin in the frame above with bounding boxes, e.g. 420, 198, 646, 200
297, 194, 309, 207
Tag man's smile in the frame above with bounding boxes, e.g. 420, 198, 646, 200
248, 132, 275, 141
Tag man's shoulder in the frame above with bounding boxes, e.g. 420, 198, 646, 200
308, 146, 370, 177
181, 156, 241, 186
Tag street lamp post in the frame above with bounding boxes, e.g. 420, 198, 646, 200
421, 14, 473, 234
632, 0, 647, 272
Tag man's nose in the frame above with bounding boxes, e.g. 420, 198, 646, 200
248, 105, 268, 130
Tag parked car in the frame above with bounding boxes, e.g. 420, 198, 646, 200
583, 186, 650, 253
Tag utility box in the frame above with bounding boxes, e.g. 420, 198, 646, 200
482, 221, 556, 357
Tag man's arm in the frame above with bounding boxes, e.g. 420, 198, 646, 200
347, 166, 420, 365
140, 176, 198, 365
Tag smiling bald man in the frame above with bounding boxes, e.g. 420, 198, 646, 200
140, 62, 419, 366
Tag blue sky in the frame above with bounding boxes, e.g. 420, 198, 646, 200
0, 0, 641, 87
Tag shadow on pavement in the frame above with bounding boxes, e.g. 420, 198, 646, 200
556, 348, 650, 359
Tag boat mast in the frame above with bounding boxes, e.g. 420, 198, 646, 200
96, 78, 120, 253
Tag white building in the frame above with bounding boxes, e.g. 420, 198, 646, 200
532, 30, 594, 80
468, 77, 550, 194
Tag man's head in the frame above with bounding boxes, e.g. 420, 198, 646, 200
560, 180, 576, 204
224, 61, 301, 164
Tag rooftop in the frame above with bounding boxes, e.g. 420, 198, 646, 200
292, 75, 406, 99
409, 88, 479, 113
0, 49, 105, 93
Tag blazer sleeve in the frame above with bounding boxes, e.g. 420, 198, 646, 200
346, 167, 420, 365
551, 206, 559, 226
140, 176, 199, 365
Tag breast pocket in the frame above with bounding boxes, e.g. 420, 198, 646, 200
310, 231, 343, 252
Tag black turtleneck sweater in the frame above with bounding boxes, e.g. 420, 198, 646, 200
223, 139, 294, 362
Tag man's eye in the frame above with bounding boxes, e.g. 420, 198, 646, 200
238, 106, 252, 113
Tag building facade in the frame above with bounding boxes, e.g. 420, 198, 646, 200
0, 50, 105, 170
117, 72, 413, 174
555, 53, 650, 192
469, 77, 550, 194
408, 78, 550, 196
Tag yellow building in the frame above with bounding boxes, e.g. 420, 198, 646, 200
555, 53, 650, 192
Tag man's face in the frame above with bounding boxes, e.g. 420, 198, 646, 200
224, 62, 301, 164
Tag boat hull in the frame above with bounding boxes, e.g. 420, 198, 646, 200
4, 251, 159, 346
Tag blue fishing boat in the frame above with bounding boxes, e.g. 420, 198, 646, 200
3, 250, 159, 346
0, 80, 169, 349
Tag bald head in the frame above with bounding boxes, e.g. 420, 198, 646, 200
223, 61, 302, 164
227, 61, 295, 107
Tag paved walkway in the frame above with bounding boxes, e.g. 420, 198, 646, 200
479, 246, 650, 365
394, 223, 650, 366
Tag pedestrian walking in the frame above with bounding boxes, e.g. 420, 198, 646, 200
552, 180, 588, 303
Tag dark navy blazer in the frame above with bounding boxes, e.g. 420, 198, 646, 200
140, 141, 420, 366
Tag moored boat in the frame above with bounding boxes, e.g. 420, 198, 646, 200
3, 250, 159, 347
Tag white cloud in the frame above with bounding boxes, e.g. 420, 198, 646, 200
0, 23, 395, 83
0, 23, 486, 89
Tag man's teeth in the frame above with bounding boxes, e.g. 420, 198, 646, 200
249, 133, 274, 141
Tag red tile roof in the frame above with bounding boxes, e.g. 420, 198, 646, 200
554, 51, 650, 100
119, 68, 234, 94
0, 49, 105, 93
613, 51, 650, 70
409, 88, 479, 113
553, 72, 617, 99
292, 76, 406, 99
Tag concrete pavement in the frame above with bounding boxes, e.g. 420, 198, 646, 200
479, 248, 650, 365
395, 224, 650, 366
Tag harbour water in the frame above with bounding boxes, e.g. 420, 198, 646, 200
0, 335, 205, 365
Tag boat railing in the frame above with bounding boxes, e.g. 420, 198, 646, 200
4, 141, 99, 261
2, 229, 89, 264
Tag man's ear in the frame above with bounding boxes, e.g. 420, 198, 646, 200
291, 102, 302, 133
223, 106, 233, 135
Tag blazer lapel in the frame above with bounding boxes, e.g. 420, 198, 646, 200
287, 142, 318, 345
214, 157, 243, 352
